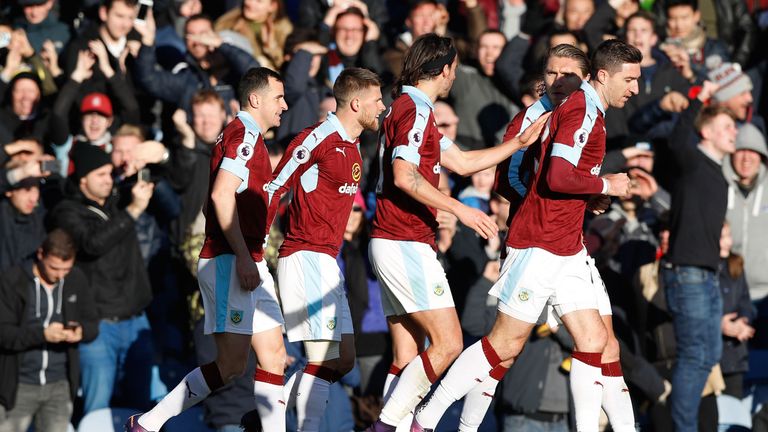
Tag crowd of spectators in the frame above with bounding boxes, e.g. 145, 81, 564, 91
0, 0, 766, 430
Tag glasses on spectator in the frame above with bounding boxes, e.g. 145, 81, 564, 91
336, 27, 365, 34
352, 206, 364, 212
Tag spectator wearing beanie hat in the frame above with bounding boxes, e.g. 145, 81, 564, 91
0, 70, 54, 145
49, 143, 156, 413
707, 57, 765, 131
723, 123, 768, 342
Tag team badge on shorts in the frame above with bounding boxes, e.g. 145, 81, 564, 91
237, 143, 254, 161
518, 289, 530, 302
433, 283, 445, 296
230, 310, 243, 324
327, 318, 337, 330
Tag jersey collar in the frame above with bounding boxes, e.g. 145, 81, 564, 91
402, 86, 434, 110
580, 81, 605, 116
326, 112, 356, 143
236, 111, 263, 135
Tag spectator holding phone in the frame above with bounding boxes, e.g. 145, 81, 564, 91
0, 229, 99, 432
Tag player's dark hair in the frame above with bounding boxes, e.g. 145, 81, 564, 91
548, 44, 591, 78
694, 105, 735, 134
393, 33, 456, 98
665, 0, 698, 13
238, 67, 283, 107
590, 39, 642, 78
41, 229, 77, 261
334, 67, 382, 106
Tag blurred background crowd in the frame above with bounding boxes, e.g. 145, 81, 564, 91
0, 0, 766, 430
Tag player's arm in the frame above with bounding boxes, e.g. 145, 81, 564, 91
547, 157, 629, 196
441, 113, 550, 176
211, 152, 262, 291
392, 158, 498, 239
546, 106, 630, 197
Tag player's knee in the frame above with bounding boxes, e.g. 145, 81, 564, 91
441, 337, 464, 362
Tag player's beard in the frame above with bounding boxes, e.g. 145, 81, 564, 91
359, 110, 379, 131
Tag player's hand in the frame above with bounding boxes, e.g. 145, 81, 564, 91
514, 112, 551, 149
586, 194, 611, 215
455, 204, 498, 239
602, 173, 631, 197
236, 255, 261, 291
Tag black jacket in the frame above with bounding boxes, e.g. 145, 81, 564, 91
48, 189, 152, 319
0, 264, 98, 410
0, 199, 46, 273
666, 99, 729, 271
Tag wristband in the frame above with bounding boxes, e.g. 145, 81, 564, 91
601, 178, 609, 194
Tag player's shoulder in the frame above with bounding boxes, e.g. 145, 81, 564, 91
392, 93, 432, 122
559, 90, 587, 113
222, 114, 262, 145
287, 119, 339, 154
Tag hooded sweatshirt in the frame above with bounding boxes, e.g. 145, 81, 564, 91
723, 123, 768, 301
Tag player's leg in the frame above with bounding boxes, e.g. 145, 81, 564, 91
558, 309, 608, 432
412, 310, 534, 431
251, 261, 288, 432
456, 358, 513, 432
131, 255, 251, 432
553, 249, 609, 432
586, 256, 634, 431
599, 316, 635, 432
279, 251, 353, 431
413, 247, 551, 430
384, 314, 425, 403
375, 307, 463, 430
252, 326, 287, 431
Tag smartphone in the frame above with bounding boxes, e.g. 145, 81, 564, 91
40, 159, 61, 173
136, 0, 153, 23
138, 167, 151, 182
63, 321, 80, 330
